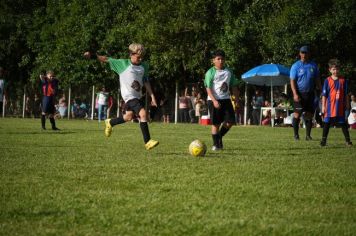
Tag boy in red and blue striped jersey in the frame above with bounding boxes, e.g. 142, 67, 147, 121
320, 59, 352, 146
40, 71, 60, 130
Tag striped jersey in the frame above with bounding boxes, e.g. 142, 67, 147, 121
322, 76, 348, 118
41, 78, 59, 97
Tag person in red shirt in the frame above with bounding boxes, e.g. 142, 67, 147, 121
320, 59, 351, 146
40, 71, 60, 130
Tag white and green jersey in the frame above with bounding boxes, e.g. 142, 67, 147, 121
108, 58, 149, 102
204, 67, 237, 100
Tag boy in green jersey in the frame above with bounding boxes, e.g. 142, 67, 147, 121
204, 50, 239, 151
84, 43, 159, 150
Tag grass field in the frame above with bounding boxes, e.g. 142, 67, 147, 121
0, 118, 355, 235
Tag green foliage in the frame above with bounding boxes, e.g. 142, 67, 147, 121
1, 0, 355, 93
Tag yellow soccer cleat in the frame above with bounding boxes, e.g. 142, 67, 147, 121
104, 119, 113, 137
145, 139, 159, 150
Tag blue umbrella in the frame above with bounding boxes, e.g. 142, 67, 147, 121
241, 64, 290, 126
241, 64, 290, 86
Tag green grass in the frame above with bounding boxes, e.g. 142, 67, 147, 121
0, 118, 355, 235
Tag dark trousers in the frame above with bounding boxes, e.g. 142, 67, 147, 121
179, 108, 189, 123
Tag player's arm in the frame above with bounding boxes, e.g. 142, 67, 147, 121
206, 88, 220, 109
321, 95, 326, 116
83, 51, 108, 63
289, 64, 300, 102
205, 69, 220, 109
39, 71, 46, 83
144, 82, 157, 107
290, 79, 300, 102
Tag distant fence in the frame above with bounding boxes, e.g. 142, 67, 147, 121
0, 85, 177, 122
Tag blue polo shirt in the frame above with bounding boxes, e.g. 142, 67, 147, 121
290, 60, 319, 93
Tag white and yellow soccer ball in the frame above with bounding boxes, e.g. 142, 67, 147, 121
189, 140, 207, 157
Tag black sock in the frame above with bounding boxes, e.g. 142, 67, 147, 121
292, 117, 300, 136
41, 115, 46, 128
49, 117, 56, 129
341, 123, 351, 142
219, 126, 230, 137
140, 122, 151, 144
305, 119, 312, 137
322, 122, 330, 142
212, 134, 220, 147
110, 117, 125, 126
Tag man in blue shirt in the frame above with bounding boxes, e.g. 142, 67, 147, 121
290, 46, 321, 140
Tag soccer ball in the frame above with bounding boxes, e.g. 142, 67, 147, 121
189, 140, 207, 157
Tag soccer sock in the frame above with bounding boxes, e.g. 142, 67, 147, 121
341, 123, 351, 142
292, 117, 300, 136
140, 121, 151, 144
322, 122, 330, 141
219, 126, 230, 148
49, 117, 56, 128
219, 126, 230, 137
305, 119, 312, 137
212, 134, 220, 147
110, 117, 125, 127
41, 115, 46, 128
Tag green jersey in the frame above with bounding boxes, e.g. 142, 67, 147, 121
108, 58, 149, 102
204, 67, 237, 100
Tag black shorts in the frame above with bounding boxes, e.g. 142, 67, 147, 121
42, 96, 55, 114
207, 99, 236, 125
293, 92, 315, 114
124, 98, 145, 115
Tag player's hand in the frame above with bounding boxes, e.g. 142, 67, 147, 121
213, 100, 220, 109
321, 106, 325, 115
293, 94, 300, 102
83, 51, 91, 59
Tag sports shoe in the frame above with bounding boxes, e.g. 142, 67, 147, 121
52, 127, 60, 131
105, 119, 113, 137
305, 135, 312, 141
145, 139, 159, 150
211, 145, 222, 151
346, 141, 353, 147
294, 135, 300, 140
320, 140, 326, 147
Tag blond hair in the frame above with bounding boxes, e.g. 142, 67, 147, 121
129, 43, 145, 56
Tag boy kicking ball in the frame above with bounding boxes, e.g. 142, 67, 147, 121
204, 49, 239, 151
320, 59, 352, 147
84, 43, 159, 150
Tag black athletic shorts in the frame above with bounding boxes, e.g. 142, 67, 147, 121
124, 98, 145, 115
207, 99, 236, 125
293, 92, 315, 114
42, 96, 55, 114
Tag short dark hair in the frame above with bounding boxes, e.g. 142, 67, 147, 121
328, 59, 340, 68
212, 49, 225, 58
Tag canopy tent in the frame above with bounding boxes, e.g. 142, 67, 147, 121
241, 64, 290, 126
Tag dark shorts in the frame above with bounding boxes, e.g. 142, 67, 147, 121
42, 96, 55, 114
124, 98, 145, 115
324, 116, 346, 124
207, 99, 236, 125
293, 92, 315, 114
